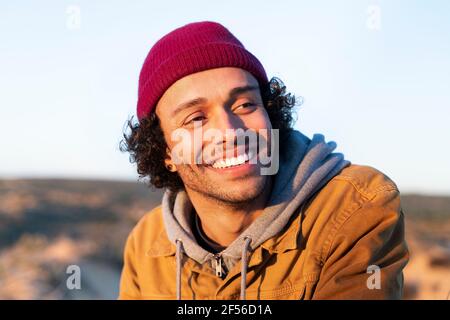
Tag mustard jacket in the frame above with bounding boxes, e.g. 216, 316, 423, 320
119, 164, 409, 299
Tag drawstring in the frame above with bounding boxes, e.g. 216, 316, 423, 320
175, 238, 183, 300
175, 236, 252, 300
240, 236, 252, 300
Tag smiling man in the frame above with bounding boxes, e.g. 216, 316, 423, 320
119, 21, 409, 300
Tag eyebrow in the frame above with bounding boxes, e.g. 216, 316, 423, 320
171, 84, 260, 117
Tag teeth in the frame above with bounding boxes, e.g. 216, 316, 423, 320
247, 151, 253, 162
211, 153, 249, 169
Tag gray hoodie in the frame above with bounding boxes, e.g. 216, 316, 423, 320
162, 129, 351, 299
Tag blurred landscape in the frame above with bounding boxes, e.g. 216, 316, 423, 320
0, 179, 449, 300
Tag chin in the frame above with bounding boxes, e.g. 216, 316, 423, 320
179, 167, 269, 204
208, 175, 267, 204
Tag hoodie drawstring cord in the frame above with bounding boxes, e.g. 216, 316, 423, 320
175, 238, 183, 300
176, 236, 252, 300
240, 236, 252, 300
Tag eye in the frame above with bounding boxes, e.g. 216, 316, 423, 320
184, 115, 206, 126
233, 102, 257, 113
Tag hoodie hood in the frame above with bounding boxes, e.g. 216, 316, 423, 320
162, 129, 351, 272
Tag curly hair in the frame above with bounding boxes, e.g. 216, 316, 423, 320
120, 77, 301, 192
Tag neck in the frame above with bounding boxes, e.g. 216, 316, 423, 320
185, 177, 273, 248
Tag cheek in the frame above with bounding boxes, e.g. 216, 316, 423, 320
171, 133, 203, 165
244, 109, 273, 154
243, 108, 272, 131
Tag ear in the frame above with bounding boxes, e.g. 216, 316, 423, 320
164, 147, 177, 172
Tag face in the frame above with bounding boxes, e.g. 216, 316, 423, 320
155, 67, 273, 204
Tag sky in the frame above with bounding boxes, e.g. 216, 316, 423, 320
0, 0, 449, 195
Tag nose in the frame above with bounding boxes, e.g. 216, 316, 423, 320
210, 107, 246, 146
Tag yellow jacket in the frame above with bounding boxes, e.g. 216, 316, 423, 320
119, 164, 409, 299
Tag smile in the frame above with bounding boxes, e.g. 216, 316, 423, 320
209, 151, 254, 169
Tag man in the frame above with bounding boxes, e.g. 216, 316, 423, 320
119, 21, 409, 300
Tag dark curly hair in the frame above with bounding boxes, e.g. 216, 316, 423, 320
120, 77, 301, 192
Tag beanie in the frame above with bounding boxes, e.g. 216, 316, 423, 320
136, 21, 268, 120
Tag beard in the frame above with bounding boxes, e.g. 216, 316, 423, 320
175, 163, 269, 207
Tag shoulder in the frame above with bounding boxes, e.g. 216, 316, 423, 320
304, 164, 400, 219
306, 166, 408, 299
302, 164, 402, 254
330, 164, 399, 199
320, 164, 403, 228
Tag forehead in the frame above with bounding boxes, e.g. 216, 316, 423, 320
155, 67, 259, 115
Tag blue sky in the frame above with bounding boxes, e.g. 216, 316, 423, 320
1, 1, 449, 195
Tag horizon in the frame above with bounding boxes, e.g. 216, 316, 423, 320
1, 175, 450, 197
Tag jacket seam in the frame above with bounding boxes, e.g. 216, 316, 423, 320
318, 197, 365, 267
318, 176, 399, 265
333, 175, 398, 199
319, 188, 399, 266
220, 280, 310, 299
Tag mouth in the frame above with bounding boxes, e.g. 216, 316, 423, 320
204, 150, 256, 170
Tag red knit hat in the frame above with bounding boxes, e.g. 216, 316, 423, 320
136, 21, 268, 120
